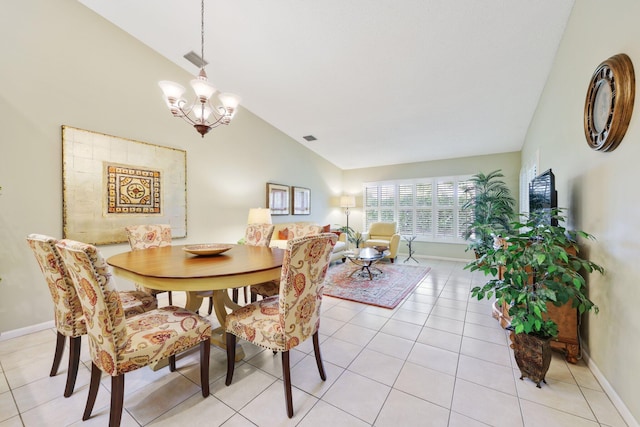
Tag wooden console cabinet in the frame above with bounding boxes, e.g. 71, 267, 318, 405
493, 299, 579, 363
493, 245, 580, 364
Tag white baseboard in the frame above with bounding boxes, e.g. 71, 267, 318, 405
582, 347, 639, 427
0, 320, 55, 342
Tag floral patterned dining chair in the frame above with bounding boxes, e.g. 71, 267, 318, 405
55, 239, 212, 427
229, 223, 276, 304
124, 224, 175, 305
249, 224, 323, 302
26, 234, 157, 398
245, 223, 276, 247
225, 233, 337, 418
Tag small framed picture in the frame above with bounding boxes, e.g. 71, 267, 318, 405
267, 183, 290, 215
292, 186, 310, 215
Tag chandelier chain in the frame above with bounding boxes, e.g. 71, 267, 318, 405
158, 0, 240, 137
200, 0, 205, 69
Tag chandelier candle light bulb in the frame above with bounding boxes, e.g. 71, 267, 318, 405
158, 0, 241, 137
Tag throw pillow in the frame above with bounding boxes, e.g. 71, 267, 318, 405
278, 228, 289, 240
322, 224, 331, 233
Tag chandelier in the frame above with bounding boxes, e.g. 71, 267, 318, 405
158, 0, 241, 137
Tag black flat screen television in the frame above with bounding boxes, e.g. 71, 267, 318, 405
529, 169, 557, 226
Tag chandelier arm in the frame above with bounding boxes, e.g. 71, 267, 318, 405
174, 103, 229, 127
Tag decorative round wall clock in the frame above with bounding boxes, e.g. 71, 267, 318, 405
584, 53, 635, 152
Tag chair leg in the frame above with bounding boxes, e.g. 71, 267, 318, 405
50, 331, 66, 377
282, 351, 294, 418
243, 286, 248, 304
168, 291, 173, 305
225, 333, 237, 386
200, 340, 210, 397
83, 363, 102, 421
231, 288, 239, 303
110, 375, 125, 427
169, 355, 176, 372
208, 297, 213, 315
312, 331, 326, 381
64, 336, 82, 397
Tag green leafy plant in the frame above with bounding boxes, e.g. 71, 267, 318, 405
352, 231, 363, 248
334, 226, 362, 247
465, 210, 604, 338
462, 170, 516, 256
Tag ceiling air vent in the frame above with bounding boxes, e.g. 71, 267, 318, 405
183, 51, 208, 68
303, 135, 317, 142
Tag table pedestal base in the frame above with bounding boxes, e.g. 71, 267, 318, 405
349, 263, 383, 280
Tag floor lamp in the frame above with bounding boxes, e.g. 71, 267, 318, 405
340, 196, 356, 250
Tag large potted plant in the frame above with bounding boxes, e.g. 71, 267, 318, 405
462, 170, 516, 257
465, 210, 604, 387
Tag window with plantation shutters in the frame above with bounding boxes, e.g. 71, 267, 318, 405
364, 184, 395, 230
457, 179, 474, 239
363, 175, 471, 243
398, 184, 414, 235
519, 163, 537, 217
416, 182, 432, 236
435, 180, 454, 238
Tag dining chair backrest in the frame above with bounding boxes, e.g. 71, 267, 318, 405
125, 224, 172, 250
125, 224, 173, 300
278, 233, 337, 350
286, 223, 323, 240
249, 224, 327, 302
245, 223, 275, 247
56, 239, 128, 367
26, 234, 86, 337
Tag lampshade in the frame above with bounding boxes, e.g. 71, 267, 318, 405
158, 80, 186, 102
339, 196, 356, 208
247, 208, 272, 224
190, 74, 217, 102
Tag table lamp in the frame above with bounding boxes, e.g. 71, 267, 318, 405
247, 208, 272, 224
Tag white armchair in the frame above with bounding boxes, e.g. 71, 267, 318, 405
362, 222, 401, 263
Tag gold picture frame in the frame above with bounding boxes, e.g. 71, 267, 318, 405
62, 126, 187, 244
267, 183, 290, 215
292, 186, 310, 215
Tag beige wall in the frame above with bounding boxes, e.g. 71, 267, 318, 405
342, 152, 521, 259
2, 1, 638, 423
522, 0, 640, 423
0, 0, 342, 333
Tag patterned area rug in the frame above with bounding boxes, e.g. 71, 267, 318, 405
322, 261, 431, 309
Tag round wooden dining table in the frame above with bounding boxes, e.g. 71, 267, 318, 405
107, 243, 285, 362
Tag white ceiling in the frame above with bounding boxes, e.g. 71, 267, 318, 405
78, 0, 574, 170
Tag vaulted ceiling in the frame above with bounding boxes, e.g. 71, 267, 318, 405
79, 0, 574, 169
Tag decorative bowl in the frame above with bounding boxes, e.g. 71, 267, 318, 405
183, 244, 232, 256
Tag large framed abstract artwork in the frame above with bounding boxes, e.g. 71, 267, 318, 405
266, 183, 290, 215
62, 126, 187, 244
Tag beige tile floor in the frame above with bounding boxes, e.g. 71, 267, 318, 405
0, 258, 628, 426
